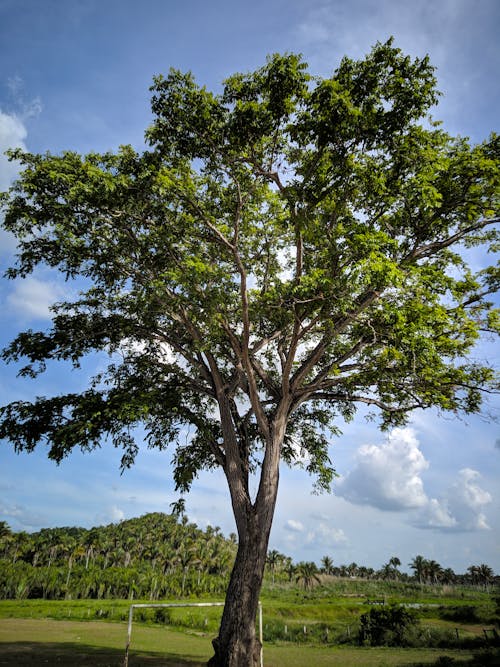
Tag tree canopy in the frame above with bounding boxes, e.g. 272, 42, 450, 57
1, 40, 499, 666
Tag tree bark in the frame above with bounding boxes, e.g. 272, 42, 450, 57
207, 510, 271, 667
207, 383, 287, 666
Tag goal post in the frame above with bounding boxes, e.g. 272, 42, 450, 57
123, 601, 263, 667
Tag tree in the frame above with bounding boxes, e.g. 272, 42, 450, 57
295, 561, 321, 590
0, 41, 499, 666
266, 549, 283, 585
0, 522, 13, 559
321, 555, 334, 575
425, 559, 443, 585
384, 556, 401, 580
468, 563, 494, 590
409, 555, 427, 585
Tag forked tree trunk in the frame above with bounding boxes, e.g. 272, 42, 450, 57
207, 511, 271, 667
208, 395, 287, 666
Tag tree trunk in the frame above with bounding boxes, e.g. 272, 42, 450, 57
207, 390, 287, 666
207, 512, 270, 667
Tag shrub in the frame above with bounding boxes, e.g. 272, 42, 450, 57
439, 605, 479, 623
358, 604, 419, 646
154, 607, 172, 624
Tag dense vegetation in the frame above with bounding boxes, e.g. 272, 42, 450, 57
0, 513, 237, 600
1, 513, 499, 667
0, 513, 497, 602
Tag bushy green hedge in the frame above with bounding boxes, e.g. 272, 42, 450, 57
358, 604, 419, 646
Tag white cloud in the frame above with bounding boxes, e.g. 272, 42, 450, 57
1, 83, 42, 255
119, 338, 175, 365
0, 109, 28, 255
285, 518, 304, 532
337, 427, 429, 511
7, 276, 67, 320
282, 516, 348, 554
0, 500, 47, 529
0, 109, 27, 187
306, 522, 348, 547
419, 498, 457, 529
416, 469, 492, 532
295, 0, 471, 62
337, 428, 493, 533
6, 76, 42, 121
95, 504, 125, 525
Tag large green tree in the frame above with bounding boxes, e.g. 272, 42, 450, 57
1, 41, 499, 666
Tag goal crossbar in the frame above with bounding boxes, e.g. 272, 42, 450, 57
124, 601, 263, 667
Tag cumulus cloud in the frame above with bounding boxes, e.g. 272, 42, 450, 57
0, 109, 27, 186
285, 518, 304, 532
1, 81, 42, 255
7, 276, 67, 320
306, 522, 348, 547
283, 516, 348, 552
337, 428, 429, 511
0, 109, 28, 255
416, 469, 492, 532
337, 428, 493, 532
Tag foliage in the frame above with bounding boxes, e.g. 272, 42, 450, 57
0, 513, 236, 601
438, 606, 480, 623
358, 604, 419, 646
1, 514, 497, 603
1, 40, 498, 516
295, 562, 321, 590
1, 41, 499, 664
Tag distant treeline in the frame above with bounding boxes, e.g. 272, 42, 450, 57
0, 513, 496, 600
0, 513, 236, 600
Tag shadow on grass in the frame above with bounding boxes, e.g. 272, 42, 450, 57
0, 641, 207, 667
401, 646, 500, 667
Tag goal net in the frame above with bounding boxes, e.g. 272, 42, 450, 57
124, 601, 263, 666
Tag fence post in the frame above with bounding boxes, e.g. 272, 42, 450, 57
123, 604, 134, 667
258, 601, 263, 667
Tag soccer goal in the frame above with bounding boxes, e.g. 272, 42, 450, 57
123, 600, 263, 667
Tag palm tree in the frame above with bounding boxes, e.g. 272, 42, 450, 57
409, 555, 427, 585
283, 557, 296, 582
321, 555, 334, 575
425, 559, 442, 585
468, 564, 494, 590
441, 567, 456, 585
380, 562, 394, 580
295, 561, 321, 590
0, 521, 12, 556
347, 562, 358, 578
266, 550, 283, 585
388, 556, 401, 580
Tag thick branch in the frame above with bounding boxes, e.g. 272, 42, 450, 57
408, 218, 498, 261
291, 289, 380, 390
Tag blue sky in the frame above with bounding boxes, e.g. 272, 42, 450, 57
0, 0, 499, 573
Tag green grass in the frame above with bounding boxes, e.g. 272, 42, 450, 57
0, 584, 497, 666
0, 618, 481, 666
0, 592, 496, 648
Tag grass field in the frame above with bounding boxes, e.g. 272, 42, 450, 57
0, 588, 498, 666
0, 617, 486, 667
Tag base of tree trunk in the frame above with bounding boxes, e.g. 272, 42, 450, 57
207, 635, 262, 667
